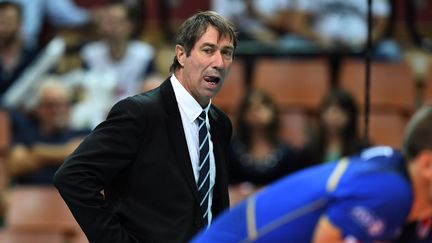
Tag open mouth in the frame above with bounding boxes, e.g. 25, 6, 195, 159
204, 76, 220, 85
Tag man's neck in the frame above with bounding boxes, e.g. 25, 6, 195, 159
408, 196, 432, 222
108, 39, 127, 61
0, 37, 23, 71
408, 162, 432, 221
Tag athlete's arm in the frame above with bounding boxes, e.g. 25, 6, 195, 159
313, 216, 344, 243
313, 217, 388, 243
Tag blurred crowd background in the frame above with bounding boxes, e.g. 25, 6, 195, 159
0, 0, 431, 242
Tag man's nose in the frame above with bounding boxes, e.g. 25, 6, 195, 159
212, 51, 225, 69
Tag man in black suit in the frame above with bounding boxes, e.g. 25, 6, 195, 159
54, 11, 237, 243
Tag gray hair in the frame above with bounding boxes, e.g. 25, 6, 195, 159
26, 75, 71, 110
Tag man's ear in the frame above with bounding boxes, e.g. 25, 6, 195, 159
175, 45, 186, 67
418, 150, 432, 180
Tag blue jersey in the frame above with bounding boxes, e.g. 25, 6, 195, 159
192, 146, 413, 243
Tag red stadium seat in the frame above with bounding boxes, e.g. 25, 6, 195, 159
0, 109, 10, 156
252, 58, 329, 111
340, 59, 416, 114
0, 229, 65, 243
5, 186, 81, 237
0, 110, 10, 193
359, 111, 408, 149
279, 109, 310, 149
212, 60, 246, 115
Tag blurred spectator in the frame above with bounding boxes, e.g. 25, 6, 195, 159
81, 3, 155, 103
228, 90, 301, 204
81, 1, 155, 101
70, 1, 155, 129
7, 0, 95, 51
300, 88, 368, 166
61, 68, 117, 130
5, 76, 90, 185
289, 0, 401, 60
211, 0, 296, 44
0, 1, 35, 97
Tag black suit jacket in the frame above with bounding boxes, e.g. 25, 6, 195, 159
54, 79, 232, 243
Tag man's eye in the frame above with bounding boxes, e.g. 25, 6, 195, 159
222, 50, 233, 59
226, 51, 233, 56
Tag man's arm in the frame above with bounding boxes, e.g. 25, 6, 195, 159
313, 216, 345, 243
313, 216, 391, 243
54, 98, 145, 243
7, 139, 82, 177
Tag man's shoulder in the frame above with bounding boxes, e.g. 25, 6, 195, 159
119, 90, 163, 110
80, 40, 106, 56
209, 105, 231, 123
128, 40, 156, 56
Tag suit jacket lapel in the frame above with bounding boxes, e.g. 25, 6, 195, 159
160, 80, 199, 201
208, 108, 230, 214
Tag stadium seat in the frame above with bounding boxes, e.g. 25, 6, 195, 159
0, 109, 10, 160
279, 109, 310, 149
0, 229, 65, 243
5, 186, 80, 237
340, 59, 415, 114
252, 58, 329, 111
359, 111, 408, 149
212, 59, 246, 115
0, 109, 10, 206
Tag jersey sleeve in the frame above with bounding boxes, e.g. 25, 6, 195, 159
326, 173, 412, 242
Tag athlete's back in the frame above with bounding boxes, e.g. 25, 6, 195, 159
192, 146, 413, 243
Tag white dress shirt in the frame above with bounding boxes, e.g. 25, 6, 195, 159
170, 75, 216, 225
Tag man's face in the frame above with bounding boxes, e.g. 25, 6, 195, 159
321, 104, 349, 135
0, 6, 20, 45
98, 4, 131, 41
35, 87, 70, 132
176, 26, 235, 107
245, 96, 274, 129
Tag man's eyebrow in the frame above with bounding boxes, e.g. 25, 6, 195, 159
200, 42, 218, 48
222, 45, 235, 51
200, 42, 234, 50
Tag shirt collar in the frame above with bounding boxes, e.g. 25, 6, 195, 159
170, 74, 211, 123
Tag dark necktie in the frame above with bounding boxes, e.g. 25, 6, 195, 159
197, 110, 210, 226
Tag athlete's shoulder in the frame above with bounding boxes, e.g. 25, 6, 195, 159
351, 146, 403, 165
359, 146, 400, 159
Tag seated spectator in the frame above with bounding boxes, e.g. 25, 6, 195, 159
8, 0, 96, 51
5, 76, 90, 185
0, 1, 36, 97
80, 1, 155, 102
68, 1, 155, 129
300, 88, 368, 166
228, 90, 301, 204
289, 0, 401, 60
211, 0, 296, 44
61, 68, 117, 129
